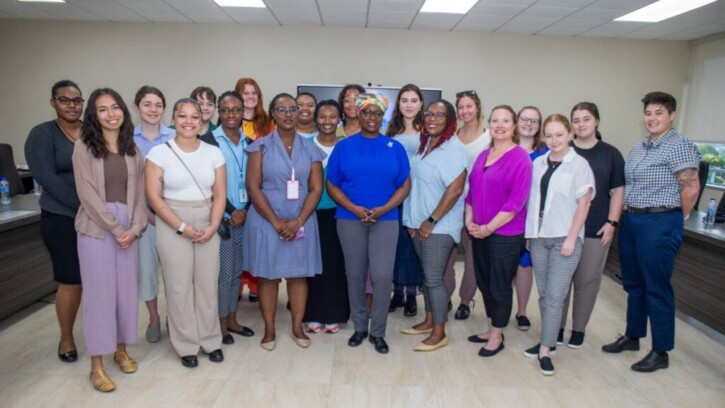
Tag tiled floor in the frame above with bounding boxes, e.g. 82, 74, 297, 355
0, 263, 723, 407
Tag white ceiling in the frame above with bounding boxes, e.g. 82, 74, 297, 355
1, 0, 724, 40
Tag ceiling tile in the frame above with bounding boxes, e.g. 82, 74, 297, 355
321, 10, 366, 28
661, 19, 725, 40
410, 12, 463, 31
496, 16, 561, 33
468, 3, 528, 16
66, 0, 147, 22
369, 0, 421, 12
567, 7, 630, 20
367, 10, 416, 29
222, 6, 278, 25
454, 14, 511, 32
579, 21, 649, 38
317, 0, 368, 11
535, 0, 596, 7
162, 0, 233, 23
519, 6, 579, 18
473, 0, 537, 6
0, 0, 65, 20
537, 18, 605, 35
112, 0, 190, 22
587, 0, 656, 11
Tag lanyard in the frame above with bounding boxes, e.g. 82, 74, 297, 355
220, 135, 246, 177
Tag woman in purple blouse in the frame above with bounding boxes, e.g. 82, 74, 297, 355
464, 105, 533, 358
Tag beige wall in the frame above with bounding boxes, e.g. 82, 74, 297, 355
1, 19, 690, 163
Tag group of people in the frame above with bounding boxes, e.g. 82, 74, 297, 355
25, 76, 700, 391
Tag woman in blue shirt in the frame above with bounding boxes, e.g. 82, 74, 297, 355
327, 93, 411, 354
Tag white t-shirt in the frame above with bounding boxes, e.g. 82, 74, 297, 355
457, 129, 490, 197
146, 139, 226, 201
312, 136, 335, 168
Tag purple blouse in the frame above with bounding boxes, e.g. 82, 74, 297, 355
465, 145, 532, 236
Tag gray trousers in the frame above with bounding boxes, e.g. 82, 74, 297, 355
337, 219, 398, 337
412, 232, 455, 325
561, 237, 610, 332
530, 237, 583, 348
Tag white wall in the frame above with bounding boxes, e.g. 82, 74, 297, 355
1, 19, 691, 163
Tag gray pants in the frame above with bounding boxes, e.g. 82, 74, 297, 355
443, 228, 478, 302
561, 237, 610, 332
337, 219, 398, 337
411, 232, 455, 325
530, 237, 583, 348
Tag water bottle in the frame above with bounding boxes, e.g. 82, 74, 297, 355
33, 178, 42, 196
0, 177, 10, 205
703, 197, 716, 226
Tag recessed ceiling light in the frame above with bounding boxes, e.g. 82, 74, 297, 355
214, 0, 266, 7
17, 0, 66, 3
615, 0, 716, 23
420, 0, 477, 14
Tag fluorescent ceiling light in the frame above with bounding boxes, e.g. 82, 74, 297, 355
421, 0, 477, 14
615, 0, 716, 23
214, 0, 266, 8
17, 0, 65, 3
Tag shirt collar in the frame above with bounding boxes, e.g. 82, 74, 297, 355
134, 123, 173, 139
642, 128, 677, 147
213, 126, 248, 146
541, 147, 576, 163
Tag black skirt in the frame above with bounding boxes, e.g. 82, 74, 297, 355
40, 210, 81, 285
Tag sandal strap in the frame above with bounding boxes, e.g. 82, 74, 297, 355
90, 369, 116, 392
114, 351, 138, 373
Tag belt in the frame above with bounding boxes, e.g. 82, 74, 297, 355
624, 206, 680, 214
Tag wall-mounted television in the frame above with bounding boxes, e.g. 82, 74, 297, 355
296, 84, 442, 135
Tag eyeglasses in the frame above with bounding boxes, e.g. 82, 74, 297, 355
273, 106, 299, 115
54, 97, 84, 106
219, 108, 242, 116
359, 109, 383, 119
455, 90, 477, 99
519, 117, 540, 125
423, 112, 446, 121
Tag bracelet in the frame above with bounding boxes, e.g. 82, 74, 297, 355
297, 217, 303, 227
484, 224, 493, 234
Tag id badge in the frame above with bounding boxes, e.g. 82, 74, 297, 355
238, 181, 248, 203
287, 180, 299, 200
295, 226, 306, 240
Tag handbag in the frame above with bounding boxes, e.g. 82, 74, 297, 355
165, 142, 230, 240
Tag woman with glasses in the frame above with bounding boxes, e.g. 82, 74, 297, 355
466, 105, 532, 358
401, 99, 467, 352
327, 92, 411, 354
132, 85, 174, 344
513, 105, 547, 332
243, 93, 325, 351
336, 84, 366, 137
146, 98, 226, 368
386, 84, 425, 317
199, 91, 256, 345
524, 114, 594, 376
443, 90, 490, 321
25, 80, 84, 364
73, 88, 147, 391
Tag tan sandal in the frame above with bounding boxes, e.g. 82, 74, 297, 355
90, 368, 116, 393
113, 350, 138, 374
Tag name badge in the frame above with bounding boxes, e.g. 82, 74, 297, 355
238, 180, 247, 203
287, 180, 299, 200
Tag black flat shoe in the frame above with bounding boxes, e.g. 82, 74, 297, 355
602, 335, 640, 353
222, 334, 235, 345
467, 334, 488, 343
454, 304, 470, 320
403, 302, 417, 317
369, 335, 389, 354
348, 331, 368, 347
516, 315, 531, 331
228, 326, 255, 337
208, 349, 224, 363
181, 355, 198, 368
631, 351, 668, 373
248, 294, 259, 303
478, 341, 505, 357
57, 347, 78, 363
388, 295, 405, 313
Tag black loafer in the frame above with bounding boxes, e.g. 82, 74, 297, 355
516, 315, 531, 331
348, 331, 368, 347
403, 302, 417, 317
467, 334, 488, 343
229, 326, 255, 337
181, 355, 198, 368
478, 341, 505, 357
602, 335, 640, 353
208, 349, 224, 363
58, 348, 78, 363
369, 335, 389, 354
454, 304, 470, 320
388, 295, 405, 313
631, 351, 668, 373
222, 334, 235, 345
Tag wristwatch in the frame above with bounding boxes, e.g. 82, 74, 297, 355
427, 216, 438, 225
606, 219, 619, 227
176, 222, 186, 235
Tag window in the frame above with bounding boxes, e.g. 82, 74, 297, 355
696, 142, 725, 189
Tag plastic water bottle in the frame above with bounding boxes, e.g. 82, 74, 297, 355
703, 197, 716, 226
0, 177, 10, 205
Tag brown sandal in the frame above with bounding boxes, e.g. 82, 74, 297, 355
90, 368, 116, 393
113, 350, 138, 374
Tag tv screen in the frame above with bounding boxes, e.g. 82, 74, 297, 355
296, 84, 443, 135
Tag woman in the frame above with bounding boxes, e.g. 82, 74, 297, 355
303, 100, 350, 334
25, 80, 84, 364
401, 99, 467, 351
386, 84, 425, 317
73, 88, 147, 392
465, 105, 531, 358
559, 102, 624, 348
513, 105, 547, 331
296, 92, 318, 138
199, 91, 255, 345
191, 86, 217, 135
336, 84, 366, 137
145, 98, 226, 368
524, 114, 594, 376
602, 92, 700, 373
132, 85, 175, 344
243, 93, 325, 351
444, 90, 490, 321
327, 92, 411, 354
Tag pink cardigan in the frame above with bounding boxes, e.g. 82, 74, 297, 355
72, 140, 147, 239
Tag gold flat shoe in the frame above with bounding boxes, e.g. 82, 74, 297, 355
291, 333, 311, 349
401, 327, 433, 335
260, 340, 276, 351
414, 336, 449, 352
113, 350, 138, 374
90, 368, 116, 393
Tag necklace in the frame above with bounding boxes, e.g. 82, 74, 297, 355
55, 119, 81, 143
